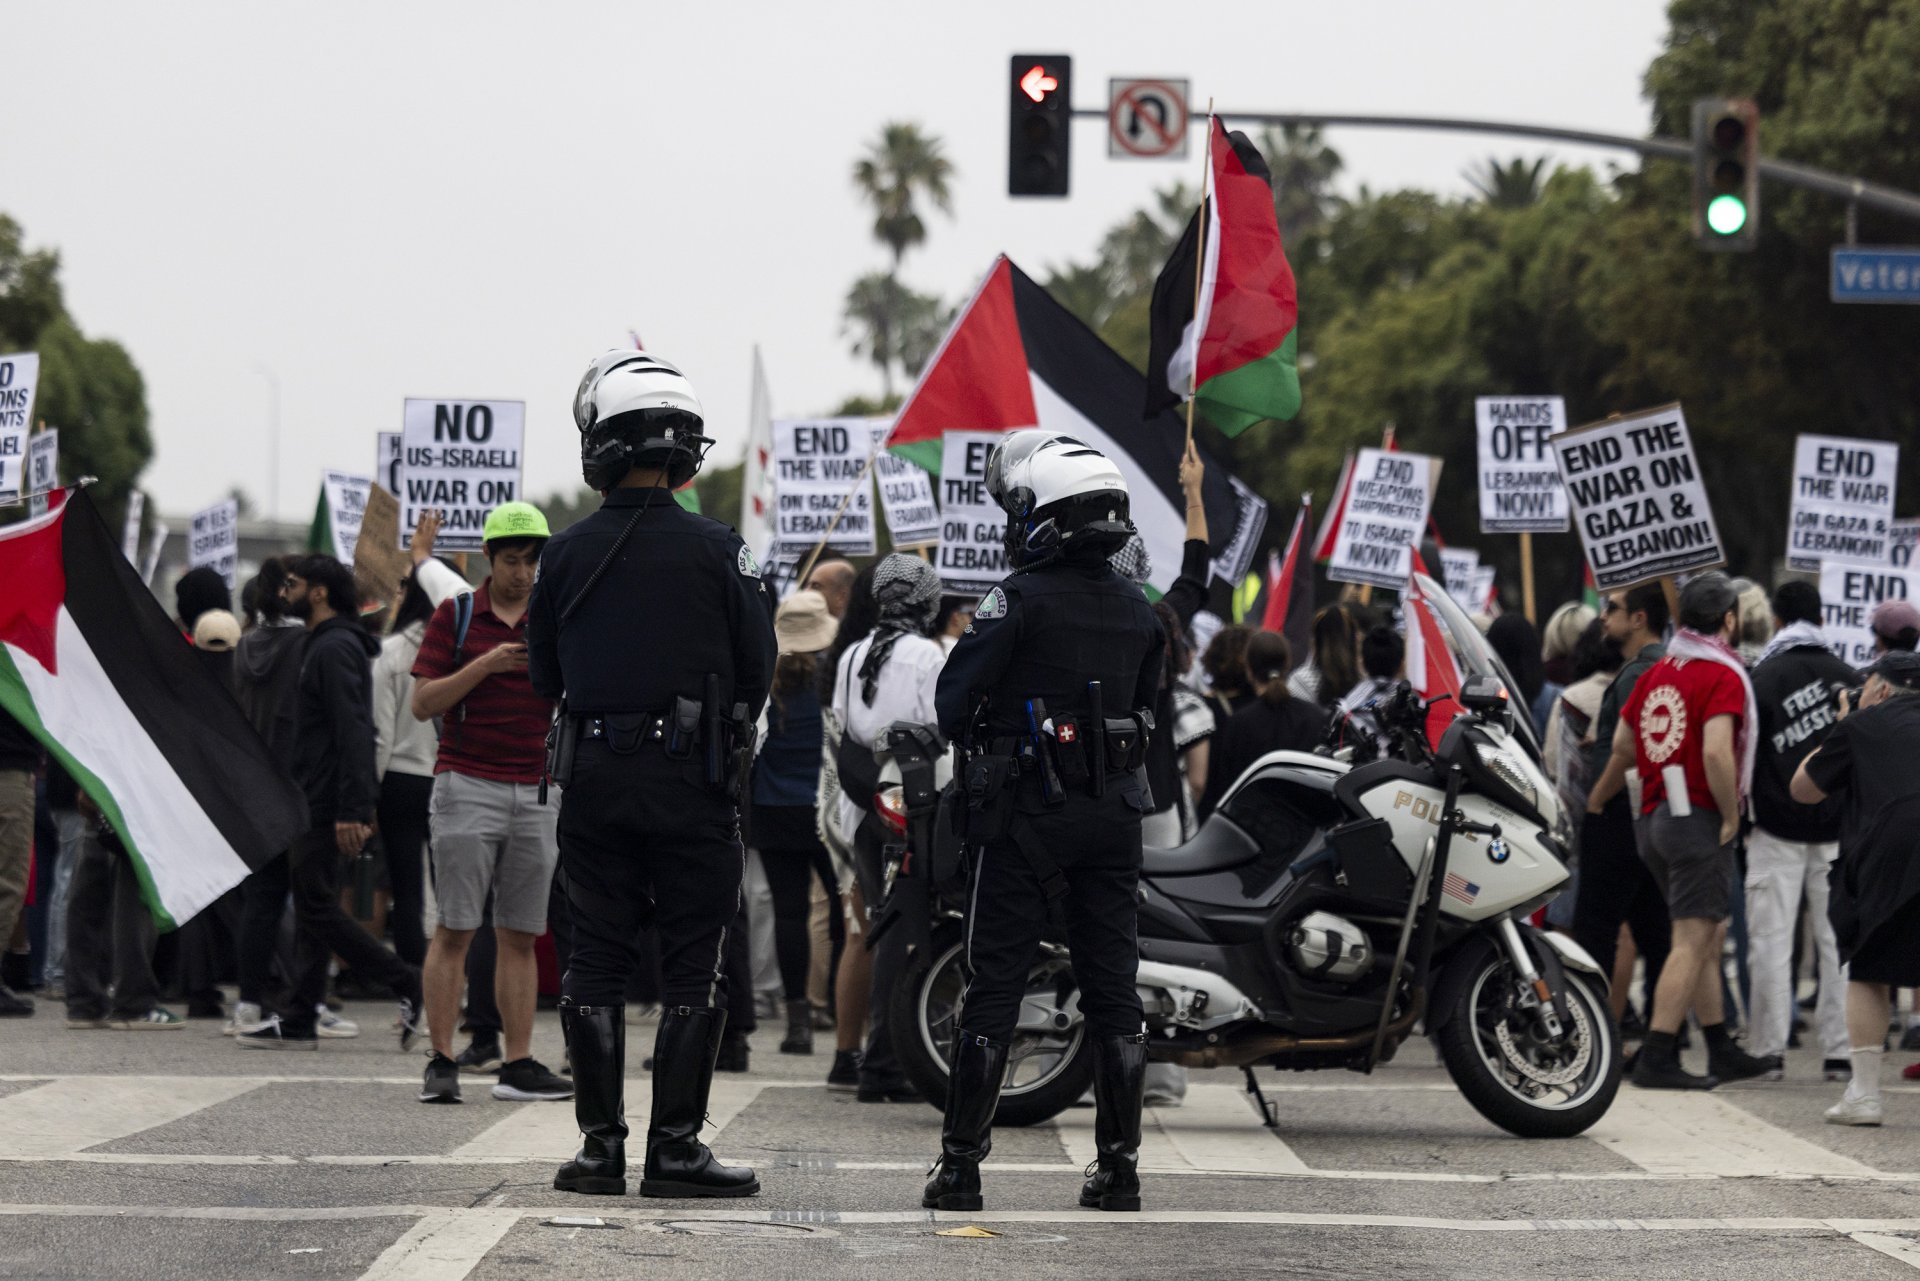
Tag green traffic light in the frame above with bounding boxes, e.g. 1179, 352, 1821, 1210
1707, 193, 1749, 235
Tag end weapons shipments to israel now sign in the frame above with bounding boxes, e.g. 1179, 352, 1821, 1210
1548, 403, 1725, 591
397, 399, 525, 553
1787, 434, 1900, 572
0, 352, 41, 506
1326, 447, 1440, 590
1476, 396, 1569, 534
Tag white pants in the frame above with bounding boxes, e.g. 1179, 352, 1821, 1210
1743, 829, 1848, 1060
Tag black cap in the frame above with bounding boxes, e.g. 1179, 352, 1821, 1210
1866, 649, 1920, 690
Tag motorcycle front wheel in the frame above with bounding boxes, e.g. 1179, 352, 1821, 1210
890, 921, 1094, 1127
1432, 936, 1621, 1138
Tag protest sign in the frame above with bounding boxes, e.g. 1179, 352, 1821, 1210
140, 521, 168, 587
936, 430, 1012, 596
122, 491, 144, 561
1820, 562, 1920, 667
1469, 564, 1498, 614
1550, 403, 1723, 592
354, 484, 415, 615
1440, 547, 1481, 612
189, 498, 240, 592
1476, 396, 1569, 534
398, 399, 525, 552
868, 422, 940, 548
1787, 434, 1900, 571
322, 471, 373, 562
771, 418, 877, 557
25, 428, 56, 516
0, 353, 40, 505
1892, 517, 1919, 570
376, 432, 402, 498
1326, 447, 1440, 589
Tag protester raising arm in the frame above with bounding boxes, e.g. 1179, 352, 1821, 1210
1159, 441, 1213, 629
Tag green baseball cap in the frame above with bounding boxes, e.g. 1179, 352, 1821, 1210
482, 501, 551, 543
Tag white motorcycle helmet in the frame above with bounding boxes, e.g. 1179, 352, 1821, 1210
573, 350, 714, 491
984, 429, 1134, 569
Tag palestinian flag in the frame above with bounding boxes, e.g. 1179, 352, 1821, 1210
1407, 550, 1466, 749
1261, 494, 1315, 667
1146, 118, 1301, 435
0, 490, 305, 928
885, 255, 1266, 594
1311, 452, 1354, 564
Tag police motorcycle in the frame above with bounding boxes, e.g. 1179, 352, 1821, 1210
882, 574, 1621, 1138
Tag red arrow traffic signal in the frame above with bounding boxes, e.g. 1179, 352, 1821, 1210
1008, 54, 1071, 197
1020, 65, 1059, 102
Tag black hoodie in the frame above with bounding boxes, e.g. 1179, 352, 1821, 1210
233, 619, 306, 772
1750, 638, 1861, 842
293, 615, 381, 828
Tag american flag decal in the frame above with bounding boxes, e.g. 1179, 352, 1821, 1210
1443, 873, 1481, 905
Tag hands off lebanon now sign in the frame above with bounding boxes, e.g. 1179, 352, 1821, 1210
1549, 404, 1724, 591
1476, 396, 1569, 534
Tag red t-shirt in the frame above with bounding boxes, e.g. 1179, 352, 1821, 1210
411, 582, 551, 785
1622, 655, 1746, 816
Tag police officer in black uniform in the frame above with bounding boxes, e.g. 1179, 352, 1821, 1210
925, 431, 1165, 1213
528, 350, 775, 1200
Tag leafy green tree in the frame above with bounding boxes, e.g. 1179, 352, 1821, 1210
1258, 124, 1347, 247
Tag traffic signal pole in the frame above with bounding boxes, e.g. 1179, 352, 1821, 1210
1067, 107, 1920, 224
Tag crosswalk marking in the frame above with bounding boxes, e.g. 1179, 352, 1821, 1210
1053, 1083, 1308, 1174
1586, 1090, 1879, 1177
0, 1077, 264, 1160
452, 1080, 769, 1161
357, 1208, 521, 1281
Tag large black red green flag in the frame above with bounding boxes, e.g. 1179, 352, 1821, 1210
884, 255, 1267, 593
0, 490, 304, 927
1146, 117, 1302, 435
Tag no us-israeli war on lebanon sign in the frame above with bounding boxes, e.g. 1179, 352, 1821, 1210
398, 399, 525, 553
1548, 403, 1725, 592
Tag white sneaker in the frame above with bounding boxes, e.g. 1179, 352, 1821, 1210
223, 1002, 269, 1037
1825, 1094, 1884, 1126
315, 1005, 360, 1039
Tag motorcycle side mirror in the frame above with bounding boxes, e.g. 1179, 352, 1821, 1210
1459, 675, 1509, 719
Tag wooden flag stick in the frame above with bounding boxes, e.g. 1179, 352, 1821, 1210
1182, 100, 1216, 451
1520, 530, 1537, 625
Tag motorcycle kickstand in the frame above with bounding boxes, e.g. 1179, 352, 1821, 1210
1242, 1067, 1279, 1129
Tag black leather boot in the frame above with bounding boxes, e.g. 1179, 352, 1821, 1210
1079, 1033, 1147, 1211
553, 999, 627, 1196
779, 999, 813, 1055
922, 1030, 1008, 1212
640, 1006, 760, 1198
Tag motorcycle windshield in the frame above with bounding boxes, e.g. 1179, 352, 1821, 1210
1412, 572, 1544, 763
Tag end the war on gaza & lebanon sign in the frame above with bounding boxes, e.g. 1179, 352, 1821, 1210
1549, 404, 1725, 591
1788, 434, 1900, 571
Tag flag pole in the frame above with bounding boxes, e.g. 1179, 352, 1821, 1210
1519, 530, 1537, 624
794, 427, 889, 586
1182, 100, 1216, 452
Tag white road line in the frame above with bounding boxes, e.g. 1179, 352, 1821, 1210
1584, 1089, 1879, 1177
0, 1075, 823, 1088
451, 1081, 767, 1161
0, 1077, 265, 1160
356, 1208, 520, 1281
1851, 1231, 1920, 1271
1053, 1083, 1307, 1174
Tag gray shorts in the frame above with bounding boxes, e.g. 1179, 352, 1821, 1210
1635, 802, 1734, 923
429, 771, 560, 934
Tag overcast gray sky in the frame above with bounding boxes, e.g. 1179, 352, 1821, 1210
4, 0, 1671, 521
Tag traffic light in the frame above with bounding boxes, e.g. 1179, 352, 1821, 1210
1692, 97, 1759, 251
1008, 54, 1072, 197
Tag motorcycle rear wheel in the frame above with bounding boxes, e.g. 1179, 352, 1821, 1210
1432, 938, 1621, 1139
890, 921, 1095, 1127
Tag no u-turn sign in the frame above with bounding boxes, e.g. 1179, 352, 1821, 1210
1108, 79, 1189, 159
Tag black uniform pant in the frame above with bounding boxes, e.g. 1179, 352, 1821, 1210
558, 745, 742, 1010
1571, 802, 1670, 1004
959, 837, 1145, 1044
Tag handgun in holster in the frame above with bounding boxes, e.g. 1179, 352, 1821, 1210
725, 701, 755, 805
1026, 698, 1065, 807
541, 696, 577, 804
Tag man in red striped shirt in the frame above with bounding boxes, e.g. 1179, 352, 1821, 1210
410, 502, 570, 1106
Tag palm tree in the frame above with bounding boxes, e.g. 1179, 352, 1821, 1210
852, 123, 955, 270
1465, 156, 1549, 209
1258, 124, 1345, 247
843, 272, 904, 398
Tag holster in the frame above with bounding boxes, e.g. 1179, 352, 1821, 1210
667, 696, 701, 760
961, 752, 1018, 844
725, 714, 756, 805
544, 698, 579, 800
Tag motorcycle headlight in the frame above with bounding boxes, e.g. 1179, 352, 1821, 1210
1473, 738, 1541, 813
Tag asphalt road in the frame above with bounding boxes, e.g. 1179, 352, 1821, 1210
5, 1001, 1920, 1280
